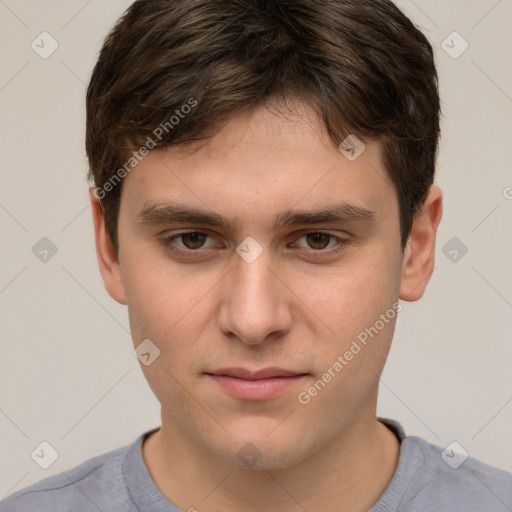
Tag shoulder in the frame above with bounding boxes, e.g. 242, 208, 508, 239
0, 442, 136, 512
402, 435, 512, 511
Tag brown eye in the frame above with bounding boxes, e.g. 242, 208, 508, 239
305, 233, 331, 250
181, 232, 207, 249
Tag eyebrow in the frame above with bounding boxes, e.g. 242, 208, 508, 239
136, 201, 375, 232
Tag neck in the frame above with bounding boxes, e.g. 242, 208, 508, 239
142, 408, 400, 512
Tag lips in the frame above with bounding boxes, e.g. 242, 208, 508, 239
205, 367, 308, 401
208, 367, 305, 380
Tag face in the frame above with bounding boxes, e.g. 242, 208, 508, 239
94, 101, 431, 470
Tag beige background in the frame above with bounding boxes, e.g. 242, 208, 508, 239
1, 0, 511, 499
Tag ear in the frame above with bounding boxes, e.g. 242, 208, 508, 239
89, 188, 127, 305
399, 185, 443, 302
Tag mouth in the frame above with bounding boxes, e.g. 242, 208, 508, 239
204, 367, 309, 401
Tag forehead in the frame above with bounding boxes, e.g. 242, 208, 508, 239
120, 102, 396, 228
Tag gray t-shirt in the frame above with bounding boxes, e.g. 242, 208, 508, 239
1, 419, 511, 511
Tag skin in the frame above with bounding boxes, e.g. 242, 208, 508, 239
90, 99, 442, 512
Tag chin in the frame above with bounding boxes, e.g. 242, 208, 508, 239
222, 444, 306, 471
209, 425, 315, 471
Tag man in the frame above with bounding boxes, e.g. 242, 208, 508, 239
1, 0, 511, 510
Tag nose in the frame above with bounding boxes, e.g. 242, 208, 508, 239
216, 248, 292, 345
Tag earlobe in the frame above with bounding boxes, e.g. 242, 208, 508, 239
399, 186, 443, 302
89, 188, 127, 305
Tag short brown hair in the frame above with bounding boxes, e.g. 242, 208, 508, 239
86, 0, 440, 254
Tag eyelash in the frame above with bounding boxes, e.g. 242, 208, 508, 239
159, 230, 350, 258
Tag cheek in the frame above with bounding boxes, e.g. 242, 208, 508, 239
122, 258, 211, 420
294, 295, 399, 431
293, 246, 402, 406
123, 248, 199, 338
122, 253, 225, 378
302, 249, 401, 341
